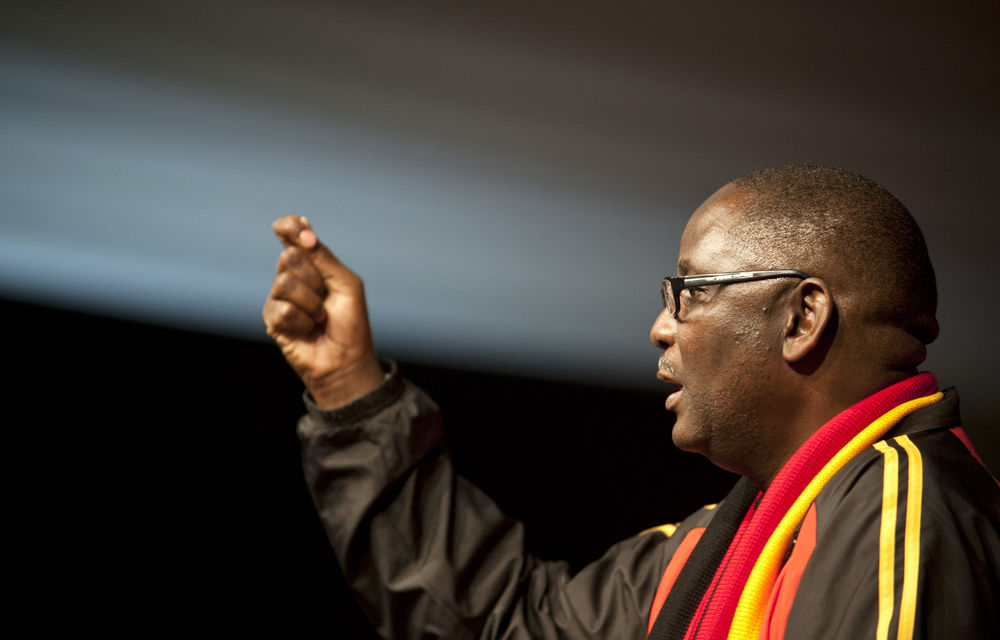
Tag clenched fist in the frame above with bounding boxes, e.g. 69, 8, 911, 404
262, 215, 384, 409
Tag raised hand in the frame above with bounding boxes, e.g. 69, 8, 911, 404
262, 215, 384, 409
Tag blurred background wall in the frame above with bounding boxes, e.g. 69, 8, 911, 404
5, 1, 998, 636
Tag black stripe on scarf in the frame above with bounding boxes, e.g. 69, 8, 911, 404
647, 477, 759, 640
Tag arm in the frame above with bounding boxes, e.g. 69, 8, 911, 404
264, 217, 675, 638
297, 362, 674, 639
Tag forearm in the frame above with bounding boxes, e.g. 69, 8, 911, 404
298, 362, 441, 562
298, 361, 493, 637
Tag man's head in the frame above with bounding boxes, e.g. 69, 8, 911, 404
729, 164, 938, 346
650, 164, 938, 486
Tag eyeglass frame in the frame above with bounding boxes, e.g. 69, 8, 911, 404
661, 269, 811, 319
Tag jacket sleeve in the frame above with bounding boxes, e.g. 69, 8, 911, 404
297, 362, 678, 640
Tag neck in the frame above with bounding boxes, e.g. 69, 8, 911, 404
748, 367, 920, 488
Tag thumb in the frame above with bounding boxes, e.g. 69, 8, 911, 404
273, 215, 357, 285
302, 232, 355, 287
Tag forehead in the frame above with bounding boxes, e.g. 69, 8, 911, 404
678, 185, 760, 274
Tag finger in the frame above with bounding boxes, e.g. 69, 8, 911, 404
276, 246, 325, 297
271, 216, 357, 287
272, 214, 317, 250
269, 271, 326, 321
262, 298, 319, 336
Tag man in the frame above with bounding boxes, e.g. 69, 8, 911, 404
263, 165, 1000, 638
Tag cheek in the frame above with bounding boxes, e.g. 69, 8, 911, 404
682, 324, 771, 402
680, 325, 738, 374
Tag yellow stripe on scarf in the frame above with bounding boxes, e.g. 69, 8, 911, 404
726, 392, 942, 640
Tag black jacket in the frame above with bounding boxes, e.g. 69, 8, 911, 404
297, 363, 1000, 639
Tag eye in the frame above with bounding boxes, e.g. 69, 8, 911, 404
679, 285, 719, 311
681, 286, 709, 301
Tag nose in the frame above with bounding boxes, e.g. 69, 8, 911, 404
650, 306, 677, 349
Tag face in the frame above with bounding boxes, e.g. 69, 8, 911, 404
650, 185, 785, 476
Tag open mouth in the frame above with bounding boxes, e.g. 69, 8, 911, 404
656, 360, 683, 410
656, 371, 681, 388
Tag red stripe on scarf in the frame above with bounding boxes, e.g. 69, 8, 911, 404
686, 372, 938, 639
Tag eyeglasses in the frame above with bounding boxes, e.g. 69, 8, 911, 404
661, 270, 810, 319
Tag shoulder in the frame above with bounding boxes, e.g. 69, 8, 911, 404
631, 501, 723, 580
784, 407, 1000, 638
812, 415, 1000, 573
819, 410, 1000, 529
816, 386, 997, 518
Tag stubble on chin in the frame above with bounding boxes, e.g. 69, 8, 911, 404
672, 395, 771, 478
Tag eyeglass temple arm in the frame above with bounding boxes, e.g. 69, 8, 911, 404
679, 270, 810, 287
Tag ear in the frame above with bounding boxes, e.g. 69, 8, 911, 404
781, 278, 834, 364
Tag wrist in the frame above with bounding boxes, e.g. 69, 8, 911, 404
306, 354, 385, 410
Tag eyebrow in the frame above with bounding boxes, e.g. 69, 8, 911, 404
676, 258, 693, 276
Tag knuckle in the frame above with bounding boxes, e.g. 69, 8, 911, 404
262, 303, 285, 336
276, 248, 291, 272
276, 301, 297, 323
274, 271, 297, 296
278, 247, 313, 278
284, 246, 306, 269
341, 270, 362, 289
262, 298, 279, 319
305, 297, 325, 318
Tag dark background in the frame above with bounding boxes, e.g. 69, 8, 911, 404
6, 2, 999, 637
14, 297, 734, 637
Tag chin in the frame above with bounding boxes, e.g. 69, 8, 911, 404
671, 419, 709, 455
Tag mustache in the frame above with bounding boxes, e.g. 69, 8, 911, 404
657, 357, 681, 388
658, 355, 673, 375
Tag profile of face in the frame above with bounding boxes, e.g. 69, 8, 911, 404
650, 185, 789, 475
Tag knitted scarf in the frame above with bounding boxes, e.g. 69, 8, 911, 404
648, 373, 941, 640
